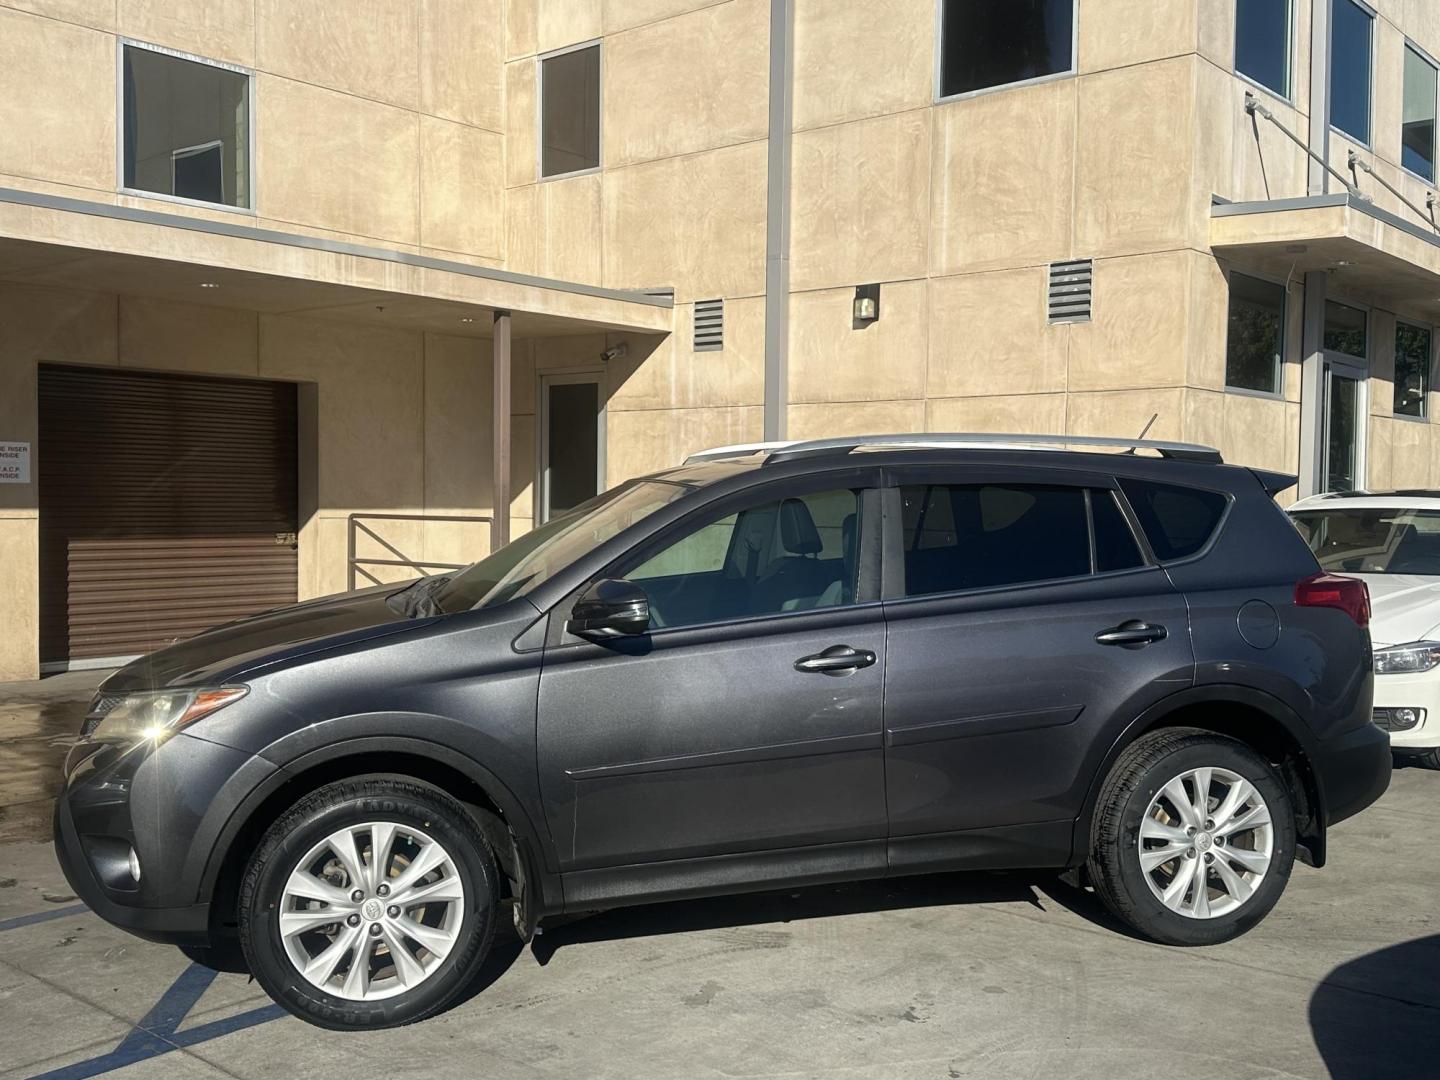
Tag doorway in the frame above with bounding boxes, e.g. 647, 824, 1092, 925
539, 371, 605, 522
1320, 299, 1370, 493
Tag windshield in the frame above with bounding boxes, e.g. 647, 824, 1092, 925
1291, 507, 1440, 576
432, 479, 694, 613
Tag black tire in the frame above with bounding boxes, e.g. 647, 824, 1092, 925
1087, 727, 1296, 947
239, 775, 499, 1029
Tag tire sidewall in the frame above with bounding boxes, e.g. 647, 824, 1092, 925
242, 784, 497, 1029
1113, 741, 1296, 946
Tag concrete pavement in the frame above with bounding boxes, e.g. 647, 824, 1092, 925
0, 673, 1435, 1079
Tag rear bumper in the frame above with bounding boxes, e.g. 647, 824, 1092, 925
53, 795, 211, 946
1313, 721, 1392, 829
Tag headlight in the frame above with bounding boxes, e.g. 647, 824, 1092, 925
1373, 642, 1440, 676
84, 687, 248, 745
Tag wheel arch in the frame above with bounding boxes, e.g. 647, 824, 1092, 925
199, 736, 561, 941
1073, 685, 1328, 869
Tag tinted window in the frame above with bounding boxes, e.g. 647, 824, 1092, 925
1292, 507, 1440, 575
1235, 0, 1291, 98
1330, 0, 1373, 144
1404, 44, 1438, 181
899, 485, 1089, 596
540, 45, 600, 177
1395, 322, 1431, 418
122, 45, 250, 208
1324, 300, 1367, 358
1092, 490, 1146, 572
621, 488, 862, 630
1119, 480, 1229, 561
1225, 273, 1285, 393
939, 0, 1074, 98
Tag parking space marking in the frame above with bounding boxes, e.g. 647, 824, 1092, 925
0, 904, 88, 933
26, 963, 286, 1080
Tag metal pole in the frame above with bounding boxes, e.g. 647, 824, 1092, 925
492, 310, 512, 552
762, 0, 795, 441
1307, 0, 1331, 195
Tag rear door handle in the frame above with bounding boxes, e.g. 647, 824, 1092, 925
1095, 620, 1168, 648
795, 645, 877, 676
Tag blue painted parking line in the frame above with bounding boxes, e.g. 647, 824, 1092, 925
0, 903, 89, 933
27, 963, 286, 1080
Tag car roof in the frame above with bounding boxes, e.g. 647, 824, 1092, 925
1289, 491, 1440, 511
685, 432, 1224, 466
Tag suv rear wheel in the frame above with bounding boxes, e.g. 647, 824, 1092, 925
239, 776, 499, 1029
1088, 728, 1295, 946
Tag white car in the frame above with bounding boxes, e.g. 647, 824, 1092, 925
1290, 491, 1440, 768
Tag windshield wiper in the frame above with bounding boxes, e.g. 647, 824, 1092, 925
385, 574, 453, 618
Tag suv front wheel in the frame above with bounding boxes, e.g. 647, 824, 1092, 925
239, 776, 499, 1029
1088, 728, 1296, 946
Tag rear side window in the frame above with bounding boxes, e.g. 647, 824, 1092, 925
1118, 479, 1229, 561
898, 484, 1144, 597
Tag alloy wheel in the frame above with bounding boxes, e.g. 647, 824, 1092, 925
278, 822, 466, 1001
1137, 766, 1274, 920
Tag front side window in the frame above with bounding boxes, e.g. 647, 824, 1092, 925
1403, 45, 1438, 182
1225, 272, 1286, 394
1235, 0, 1292, 98
1293, 507, 1440, 575
540, 43, 601, 178
896, 484, 1138, 598
619, 487, 863, 630
1395, 322, 1432, 418
1118, 479, 1229, 562
1330, 0, 1374, 145
122, 44, 251, 209
938, 0, 1075, 99
1324, 300, 1368, 359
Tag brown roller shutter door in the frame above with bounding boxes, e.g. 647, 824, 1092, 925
38, 365, 299, 665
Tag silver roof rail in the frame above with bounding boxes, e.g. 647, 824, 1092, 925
685, 433, 1223, 466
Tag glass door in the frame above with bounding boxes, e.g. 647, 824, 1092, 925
1322, 362, 1366, 493
539, 372, 604, 522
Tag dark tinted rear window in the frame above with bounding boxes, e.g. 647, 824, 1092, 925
1092, 490, 1146, 572
1119, 479, 1229, 561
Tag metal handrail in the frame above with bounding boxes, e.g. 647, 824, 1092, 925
346, 513, 491, 590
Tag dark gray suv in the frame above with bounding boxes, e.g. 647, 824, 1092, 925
54, 434, 1390, 1030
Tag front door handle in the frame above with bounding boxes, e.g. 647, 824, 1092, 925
1095, 620, 1168, 648
794, 645, 877, 676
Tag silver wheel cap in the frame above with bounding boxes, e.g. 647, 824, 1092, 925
1138, 766, 1274, 920
279, 822, 466, 1001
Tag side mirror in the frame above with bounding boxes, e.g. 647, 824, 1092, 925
567, 578, 650, 640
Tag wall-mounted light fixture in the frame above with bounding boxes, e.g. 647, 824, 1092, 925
852, 283, 881, 329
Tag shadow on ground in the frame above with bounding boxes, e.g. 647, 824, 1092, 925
1309, 934, 1440, 1079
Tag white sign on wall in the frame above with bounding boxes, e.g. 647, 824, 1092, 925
0, 442, 30, 484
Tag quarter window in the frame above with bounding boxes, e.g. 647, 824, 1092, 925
1403, 45, 1438, 182
1092, 491, 1146, 572
540, 43, 601, 178
1234, 0, 1292, 98
621, 488, 862, 630
1225, 273, 1286, 394
1394, 322, 1432, 419
1330, 0, 1374, 145
1118, 480, 1229, 562
938, 0, 1076, 99
122, 44, 251, 209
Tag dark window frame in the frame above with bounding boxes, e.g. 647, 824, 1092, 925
934, 0, 1079, 103
1234, 0, 1295, 102
1329, 0, 1376, 148
1224, 269, 1288, 398
538, 39, 603, 181
117, 38, 255, 214
1393, 319, 1434, 421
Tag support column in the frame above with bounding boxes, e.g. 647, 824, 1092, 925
1307, 0, 1331, 195
762, 0, 795, 441
1298, 271, 1327, 496
492, 310, 511, 552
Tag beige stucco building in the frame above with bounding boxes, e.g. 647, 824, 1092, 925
4, 0, 1440, 680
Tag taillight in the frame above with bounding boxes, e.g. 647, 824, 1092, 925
1294, 573, 1371, 628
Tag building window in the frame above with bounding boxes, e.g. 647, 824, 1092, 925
938, 0, 1076, 100
1234, 0, 1292, 98
121, 43, 251, 210
1395, 322, 1432, 418
1325, 300, 1368, 359
1330, 0, 1374, 145
540, 43, 601, 178
1404, 45, 1438, 182
1225, 272, 1285, 395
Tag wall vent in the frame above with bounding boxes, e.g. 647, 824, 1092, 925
694, 299, 724, 351
1048, 260, 1093, 324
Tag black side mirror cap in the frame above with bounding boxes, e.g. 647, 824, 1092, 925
567, 578, 651, 640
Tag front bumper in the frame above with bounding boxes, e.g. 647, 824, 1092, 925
1313, 721, 1392, 830
1373, 667, 1440, 750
